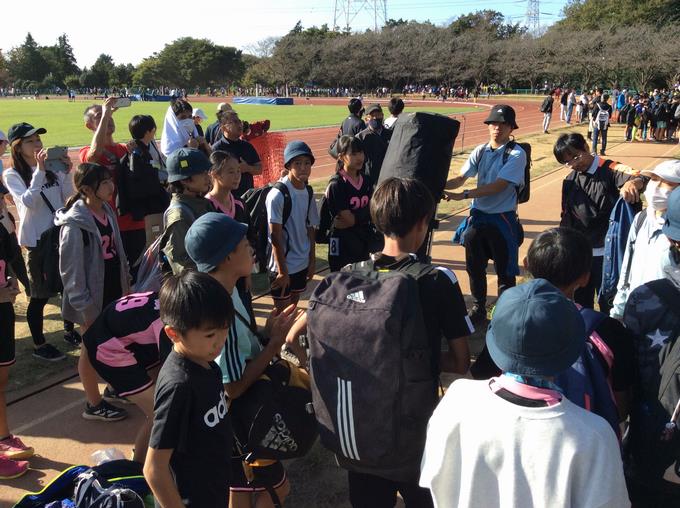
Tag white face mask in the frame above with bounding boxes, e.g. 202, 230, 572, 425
644, 180, 673, 211
179, 118, 195, 135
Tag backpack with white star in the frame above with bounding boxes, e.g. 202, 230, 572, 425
623, 277, 680, 485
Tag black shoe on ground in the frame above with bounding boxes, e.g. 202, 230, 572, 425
32, 344, 66, 362
64, 329, 82, 347
600, 150, 606, 156
82, 400, 128, 422
103, 386, 132, 405
468, 305, 488, 327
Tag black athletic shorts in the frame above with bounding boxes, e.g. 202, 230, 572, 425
230, 458, 286, 493
86, 341, 160, 397
0, 303, 16, 366
269, 268, 308, 300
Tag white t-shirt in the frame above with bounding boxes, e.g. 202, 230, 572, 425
420, 379, 629, 508
266, 176, 320, 275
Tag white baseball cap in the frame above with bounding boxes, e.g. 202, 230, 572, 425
192, 108, 208, 120
641, 160, 680, 184
216, 102, 234, 113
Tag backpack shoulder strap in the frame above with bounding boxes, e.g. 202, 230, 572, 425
305, 185, 314, 225
579, 307, 608, 336
502, 140, 517, 165
40, 192, 56, 214
163, 201, 196, 228
272, 181, 292, 225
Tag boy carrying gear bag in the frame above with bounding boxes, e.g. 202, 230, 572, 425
308, 177, 473, 508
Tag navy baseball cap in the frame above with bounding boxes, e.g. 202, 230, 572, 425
166, 147, 211, 183
484, 105, 519, 130
284, 140, 315, 168
185, 213, 248, 273
486, 279, 585, 377
7, 123, 47, 144
663, 187, 680, 241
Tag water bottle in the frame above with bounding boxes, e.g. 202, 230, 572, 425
90, 447, 126, 465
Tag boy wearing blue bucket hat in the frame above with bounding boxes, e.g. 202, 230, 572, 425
266, 141, 319, 311
420, 279, 629, 507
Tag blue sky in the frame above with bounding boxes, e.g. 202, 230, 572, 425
2, 0, 569, 67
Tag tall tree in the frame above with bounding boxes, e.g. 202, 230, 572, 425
7, 33, 48, 83
89, 53, 116, 88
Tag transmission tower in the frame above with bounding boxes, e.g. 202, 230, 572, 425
333, 0, 388, 32
526, 0, 540, 33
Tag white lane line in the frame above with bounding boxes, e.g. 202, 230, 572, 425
13, 398, 83, 435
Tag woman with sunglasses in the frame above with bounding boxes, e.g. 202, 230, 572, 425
553, 132, 646, 313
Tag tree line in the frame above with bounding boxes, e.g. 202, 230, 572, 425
1, 0, 679, 94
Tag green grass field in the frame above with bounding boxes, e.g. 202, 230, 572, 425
0, 99, 476, 148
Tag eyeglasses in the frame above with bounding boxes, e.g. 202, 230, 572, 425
564, 154, 585, 167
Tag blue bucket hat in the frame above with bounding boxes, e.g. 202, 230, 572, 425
663, 187, 680, 242
185, 213, 248, 273
166, 147, 211, 183
486, 279, 585, 377
284, 141, 315, 168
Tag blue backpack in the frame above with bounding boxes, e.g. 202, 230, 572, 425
600, 197, 639, 306
555, 308, 621, 439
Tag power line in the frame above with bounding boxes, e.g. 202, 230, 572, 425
333, 0, 388, 32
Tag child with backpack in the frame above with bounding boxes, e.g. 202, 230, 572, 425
185, 212, 302, 508
55, 163, 131, 422
82, 291, 171, 464
0, 190, 33, 479
143, 271, 235, 508
420, 279, 629, 508
622, 187, 680, 507
2, 123, 72, 360
267, 141, 319, 311
324, 135, 382, 272
161, 147, 215, 275
307, 177, 472, 508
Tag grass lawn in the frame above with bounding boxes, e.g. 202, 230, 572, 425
0, 99, 476, 148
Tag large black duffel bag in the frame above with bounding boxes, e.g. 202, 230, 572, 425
378, 112, 460, 201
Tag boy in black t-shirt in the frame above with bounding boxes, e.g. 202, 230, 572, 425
144, 271, 235, 508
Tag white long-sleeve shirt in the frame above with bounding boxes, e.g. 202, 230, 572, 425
610, 209, 671, 319
2, 167, 73, 247
420, 379, 630, 508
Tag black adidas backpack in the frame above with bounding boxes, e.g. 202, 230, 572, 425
307, 260, 438, 482
241, 181, 313, 272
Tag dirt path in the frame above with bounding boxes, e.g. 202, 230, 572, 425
2, 123, 678, 505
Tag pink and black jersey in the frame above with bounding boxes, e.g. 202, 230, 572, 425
325, 171, 373, 224
83, 292, 170, 371
93, 210, 123, 306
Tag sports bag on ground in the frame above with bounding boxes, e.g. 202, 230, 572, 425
378, 112, 460, 201
555, 307, 620, 438
228, 313, 317, 462
74, 470, 144, 508
307, 260, 438, 482
241, 181, 313, 272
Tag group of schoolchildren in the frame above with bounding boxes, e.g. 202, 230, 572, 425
0, 95, 679, 508
617, 90, 680, 144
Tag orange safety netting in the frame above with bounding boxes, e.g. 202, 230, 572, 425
251, 132, 287, 187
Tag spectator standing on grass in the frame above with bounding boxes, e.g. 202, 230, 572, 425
205, 102, 234, 146
384, 97, 405, 129
566, 88, 576, 124
356, 104, 392, 185
553, 133, 645, 313
211, 112, 262, 199
591, 94, 613, 156
2, 123, 72, 360
55, 163, 130, 422
445, 105, 526, 327
611, 160, 680, 320
340, 98, 366, 137
559, 88, 568, 121
81, 99, 148, 274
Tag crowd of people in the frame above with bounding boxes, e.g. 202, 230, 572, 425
0, 93, 679, 508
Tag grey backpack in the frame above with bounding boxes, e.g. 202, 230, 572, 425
74, 470, 144, 508
307, 260, 438, 482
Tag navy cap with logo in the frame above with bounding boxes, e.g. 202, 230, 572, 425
484, 105, 519, 130
185, 212, 249, 273
663, 187, 680, 242
486, 278, 585, 377
166, 147, 212, 183
7, 123, 47, 144
284, 140, 315, 168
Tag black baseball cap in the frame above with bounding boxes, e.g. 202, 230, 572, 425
484, 105, 519, 130
348, 98, 363, 115
7, 123, 47, 144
